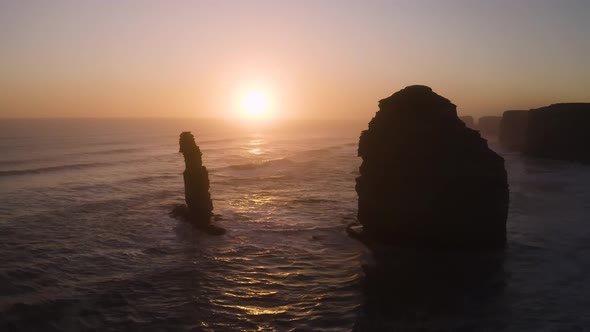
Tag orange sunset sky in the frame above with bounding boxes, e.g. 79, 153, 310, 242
1, 0, 589, 120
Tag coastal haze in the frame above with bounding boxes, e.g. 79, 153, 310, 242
1, 0, 590, 119
2, 1, 590, 331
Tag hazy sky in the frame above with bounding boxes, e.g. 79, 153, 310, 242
1, 0, 589, 119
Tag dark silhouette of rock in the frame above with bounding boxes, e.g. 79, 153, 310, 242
172, 132, 225, 235
353, 85, 508, 249
524, 103, 590, 163
499, 110, 529, 151
478, 116, 502, 137
459, 115, 475, 129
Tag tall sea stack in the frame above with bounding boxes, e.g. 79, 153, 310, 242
174, 132, 224, 234
179, 131, 213, 223
499, 110, 529, 151
478, 116, 502, 137
354, 85, 508, 249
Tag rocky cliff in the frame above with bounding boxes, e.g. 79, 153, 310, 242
354, 85, 508, 249
524, 103, 590, 163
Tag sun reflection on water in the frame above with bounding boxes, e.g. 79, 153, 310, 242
248, 147, 263, 155
212, 299, 290, 316
247, 138, 266, 155
248, 139, 265, 146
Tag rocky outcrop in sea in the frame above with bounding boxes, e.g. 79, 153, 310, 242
171, 131, 225, 235
499, 110, 529, 151
524, 103, 590, 163
352, 85, 508, 249
478, 116, 502, 137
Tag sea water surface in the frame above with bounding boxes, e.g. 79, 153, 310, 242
1, 119, 589, 331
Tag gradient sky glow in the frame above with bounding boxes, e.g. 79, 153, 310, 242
1, 0, 589, 119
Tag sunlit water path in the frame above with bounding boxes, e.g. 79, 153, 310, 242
1, 119, 589, 331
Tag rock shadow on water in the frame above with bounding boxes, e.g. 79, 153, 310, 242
353, 248, 508, 331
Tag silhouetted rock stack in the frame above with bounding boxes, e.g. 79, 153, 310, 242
499, 110, 529, 151
478, 116, 502, 137
353, 85, 508, 249
459, 115, 475, 129
524, 103, 590, 163
172, 132, 225, 235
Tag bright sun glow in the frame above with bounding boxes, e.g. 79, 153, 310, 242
241, 90, 270, 117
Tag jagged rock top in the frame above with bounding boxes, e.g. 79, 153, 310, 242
360, 85, 490, 160
179, 131, 202, 166
354, 85, 508, 249
376, 85, 457, 120
533, 103, 590, 112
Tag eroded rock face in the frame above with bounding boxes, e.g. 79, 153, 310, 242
179, 131, 213, 224
499, 110, 529, 151
524, 103, 590, 163
355, 85, 508, 249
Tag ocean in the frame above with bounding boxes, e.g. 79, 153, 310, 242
1, 119, 589, 331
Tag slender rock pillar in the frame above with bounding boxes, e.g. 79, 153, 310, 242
179, 132, 213, 224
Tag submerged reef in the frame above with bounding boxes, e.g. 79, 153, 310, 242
524, 103, 590, 163
171, 131, 225, 235
352, 85, 508, 250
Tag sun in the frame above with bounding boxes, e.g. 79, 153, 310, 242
241, 90, 270, 117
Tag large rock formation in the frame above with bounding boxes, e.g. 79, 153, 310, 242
353, 85, 508, 249
524, 103, 590, 163
499, 110, 529, 151
172, 132, 225, 235
478, 116, 502, 137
